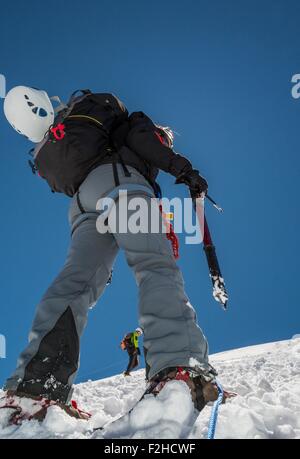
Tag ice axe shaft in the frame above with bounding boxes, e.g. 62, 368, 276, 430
193, 198, 228, 309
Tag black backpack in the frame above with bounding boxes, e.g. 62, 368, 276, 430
32, 90, 129, 197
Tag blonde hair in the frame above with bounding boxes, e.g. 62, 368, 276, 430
155, 125, 174, 148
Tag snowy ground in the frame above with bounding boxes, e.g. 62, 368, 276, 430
0, 337, 299, 439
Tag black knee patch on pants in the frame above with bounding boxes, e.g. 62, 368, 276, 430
17, 306, 79, 403
126, 350, 139, 373
143, 346, 151, 381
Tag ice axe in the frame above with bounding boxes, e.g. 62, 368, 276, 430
193, 195, 228, 310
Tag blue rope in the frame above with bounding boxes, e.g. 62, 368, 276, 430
207, 381, 224, 439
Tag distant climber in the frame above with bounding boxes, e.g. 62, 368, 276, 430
121, 328, 143, 376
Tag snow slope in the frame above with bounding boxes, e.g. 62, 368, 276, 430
0, 337, 299, 439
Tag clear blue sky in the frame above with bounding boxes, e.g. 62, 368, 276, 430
0, 0, 299, 387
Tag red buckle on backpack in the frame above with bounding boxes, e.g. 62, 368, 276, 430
50, 123, 66, 141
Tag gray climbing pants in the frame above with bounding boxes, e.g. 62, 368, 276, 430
5, 164, 209, 402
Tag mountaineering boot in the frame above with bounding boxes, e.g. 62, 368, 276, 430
100, 365, 220, 439
147, 366, 221, 413
0, 391, 91, 426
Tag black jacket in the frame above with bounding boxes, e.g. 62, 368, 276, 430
124, 111, 193, 183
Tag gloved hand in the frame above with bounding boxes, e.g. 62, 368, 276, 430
175, 168, 208, 198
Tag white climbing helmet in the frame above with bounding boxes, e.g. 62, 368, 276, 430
135, 327, 143, 335
3, 86, 55, 143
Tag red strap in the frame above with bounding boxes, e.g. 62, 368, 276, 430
71, 399, 92, 418
175, 367, 191, 383
71, 400, 78, 409
159, 204, 179, 259
203, 216, 212, 246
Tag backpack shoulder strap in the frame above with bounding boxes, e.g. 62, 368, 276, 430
33, 90, 92, 159
68, 89, 92, 105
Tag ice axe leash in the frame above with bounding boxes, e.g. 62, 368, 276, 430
193, 196, 228, 309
